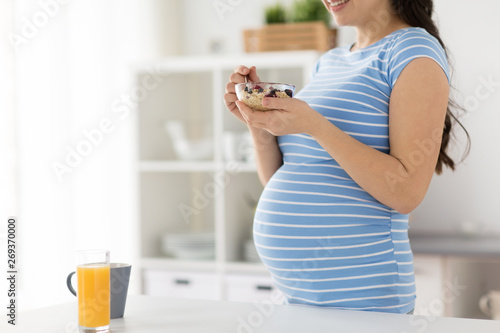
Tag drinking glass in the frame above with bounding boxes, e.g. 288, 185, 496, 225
76, 250, 110, 333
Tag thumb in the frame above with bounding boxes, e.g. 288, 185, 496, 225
248, 66, 261, 83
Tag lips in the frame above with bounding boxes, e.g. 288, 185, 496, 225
327, 0, 350, 6
326, 0, 350, 12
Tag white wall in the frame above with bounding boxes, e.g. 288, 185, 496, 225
179, 0, 500, 235
180, 0, 279, 55
411, 0, 500, 235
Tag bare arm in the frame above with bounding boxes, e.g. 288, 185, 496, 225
237, 58, 449, 213
223, 66, 283, 186
246, 126, 282, 186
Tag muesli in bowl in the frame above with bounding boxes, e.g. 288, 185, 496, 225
235, 82, 295, 111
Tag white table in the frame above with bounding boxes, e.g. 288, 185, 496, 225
2, 295, 500, 332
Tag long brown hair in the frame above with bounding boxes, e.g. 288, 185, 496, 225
391, 0, 470, 174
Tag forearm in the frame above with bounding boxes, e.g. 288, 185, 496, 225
248, 126, 283, 186
308, 116, 431, 214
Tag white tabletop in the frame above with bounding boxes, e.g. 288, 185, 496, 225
3, 295, 500, 333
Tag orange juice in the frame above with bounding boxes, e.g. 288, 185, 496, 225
77, 263, 110, 328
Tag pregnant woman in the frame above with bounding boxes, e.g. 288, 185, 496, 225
224, 0, 469, 314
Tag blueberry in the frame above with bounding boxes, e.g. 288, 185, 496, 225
285, 89, 293, 97
258, 88, 264, 93
265, 90, 277, 98
244, 86, 249, 92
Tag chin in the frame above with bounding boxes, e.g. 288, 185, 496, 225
333, 19, 347, 26
332, 16, 350, 27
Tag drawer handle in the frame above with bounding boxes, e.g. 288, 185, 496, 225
175, 279, 190, 285
256, 285, 272, 291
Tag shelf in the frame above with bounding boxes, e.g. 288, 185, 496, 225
139, 160, 217, 172
135, 52, 320, 299
132, 50, 322, 74
224, 262, 268, 275
224, 162, 258, 173
139, 160, 258, 173
140, 257, 217, 272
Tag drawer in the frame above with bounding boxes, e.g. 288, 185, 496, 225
225, 274, 284, 303
143, 269, 221, 300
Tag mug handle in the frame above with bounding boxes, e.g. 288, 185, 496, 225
66, 271, 77, 296
479, 294, 492, 317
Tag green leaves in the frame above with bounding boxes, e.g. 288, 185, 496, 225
264, 0, 331, 26
291, 0, 331, 26
265, 3, 287, 24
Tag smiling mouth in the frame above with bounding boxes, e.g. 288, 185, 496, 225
326, 0, 350, 8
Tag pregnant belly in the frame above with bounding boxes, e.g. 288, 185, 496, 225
255, 164, 393, 230
253, 165, 403, 306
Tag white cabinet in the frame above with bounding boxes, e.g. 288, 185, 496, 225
225, 274, 284, 303
143, 270, 220, 300
134, 51, 322, 301
413, 254, 445, 316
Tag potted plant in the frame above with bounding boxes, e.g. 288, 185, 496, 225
243, 0, 336, 53
265, 2, 287, 24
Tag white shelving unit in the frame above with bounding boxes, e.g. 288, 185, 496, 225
134, 51, 321, 301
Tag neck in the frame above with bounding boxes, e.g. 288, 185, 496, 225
352, 15, 410, 51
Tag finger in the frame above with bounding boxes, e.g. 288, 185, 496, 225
234, 65, 250, 76
262, 97, 294, 110
248, 66, 261, 83
225, 81, 236, 93
236, 101, 267, 128
237, 101, 269, 122
229, 72, 246, 84
231, 107, 247, 124
224, 95, 248, 122
236, 101, 260, 125
224, 94, 241, 114
235, 101, 250, 123
235, 100, 253, 117
224, 93, 238, 107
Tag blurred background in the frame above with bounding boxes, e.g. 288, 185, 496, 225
0, 0, 499, 320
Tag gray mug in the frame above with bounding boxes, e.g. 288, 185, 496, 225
67, 263, 131, 319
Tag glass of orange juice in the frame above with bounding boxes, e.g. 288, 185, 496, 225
76, 250, 110, 333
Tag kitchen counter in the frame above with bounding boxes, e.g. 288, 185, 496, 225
409, 233, 500, 258
3, 295, 500, 333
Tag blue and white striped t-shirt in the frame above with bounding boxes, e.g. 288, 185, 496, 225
253, 27, 449, 314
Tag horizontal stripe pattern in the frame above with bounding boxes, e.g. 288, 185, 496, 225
254, 27, 448, 314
